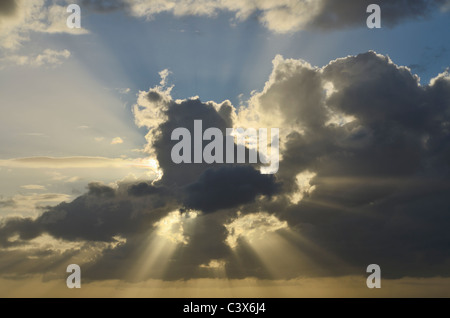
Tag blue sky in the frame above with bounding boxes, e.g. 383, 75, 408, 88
74, 7, 450, 102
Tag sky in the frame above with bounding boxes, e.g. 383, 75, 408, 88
0, 0, 450, 297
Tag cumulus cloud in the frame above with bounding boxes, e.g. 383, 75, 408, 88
1, 51, 450, 282
184, 166, 280, 213
253, 51, 450, 278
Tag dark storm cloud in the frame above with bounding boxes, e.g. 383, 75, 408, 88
274, 180, 450, 279
184, 166, 280, 213
86, 182, 115, 198
0, 182, 176, 246
0, 247, 80, 279
140, 91, 276, 213
128, 182, 164, 196
150, 96, 262, 188
153, 98, 231, 187
266, 51, 450, 278
147, 91, 162, 102
309, 0, 449, 30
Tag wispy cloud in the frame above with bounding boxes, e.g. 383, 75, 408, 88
0, 49, 70, 68
0, 156, 152, 169
0, 0, 88, 50
20, 185, 46, 190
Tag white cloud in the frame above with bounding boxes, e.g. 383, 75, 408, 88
133, 70, 174, 156
1, 0, 445, 53
123, 0, 448, 33
429, 69, 450, 86
111, 137, 124, 145
0, 192, 73, 218
153, 210, 199, 245
289, 170, 316, 205
126, 0, 320, 33
116, 88, 131, 94
199, 259, 226, 269
2, 233, 126, 266
48, 171, 80, 183
225, 212, 288, 249
158, 69, 171, 86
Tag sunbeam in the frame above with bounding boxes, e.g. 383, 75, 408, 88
128, 210, 199, 284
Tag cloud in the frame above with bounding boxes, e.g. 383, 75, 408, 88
0, 199, 16, 209
0, 182, 162, 246
184, 166, 280, 213
1, 51, 450, 282
306, 0, 448, 30
0, 49, 70, 68
225, 212, 288, 249
0, 233, 124, 280
134, 86, 239, 187
1, 0, 448, 52
0, 193, 73, 218
0, 156, 150, 169
127, 182, 166, 196
199, 259, 226, 269
153, 210, 196, 245
20, 185, 46, 190
115, 88, 131, 95
111, 137, 124, 145
0, 0, 88, 50
158, 69, 171, 86
251, 51, 450, 278
81, 0, 450, 33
